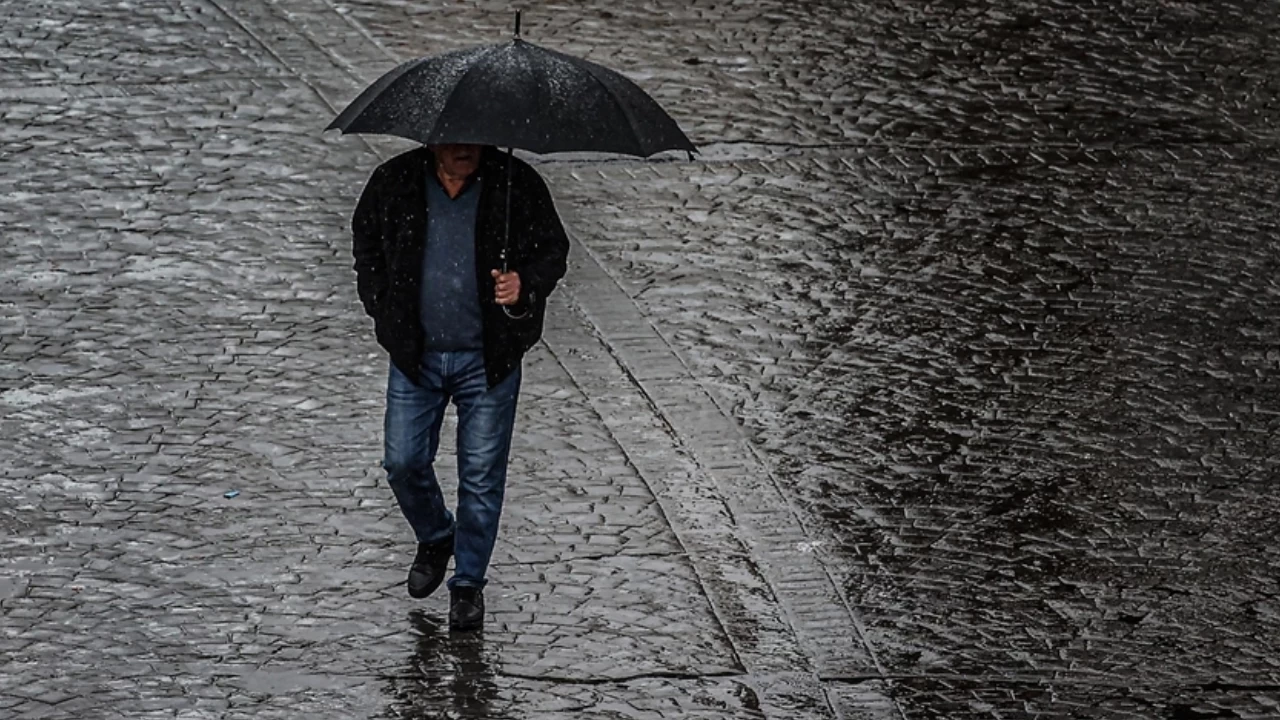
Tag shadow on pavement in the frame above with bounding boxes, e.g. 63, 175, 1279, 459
384, 609, 500, 719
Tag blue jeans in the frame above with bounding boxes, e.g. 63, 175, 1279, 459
383, 351, 520, 590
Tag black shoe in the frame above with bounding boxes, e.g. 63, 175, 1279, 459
449, 586, 484, 632
407, 532, 453, 599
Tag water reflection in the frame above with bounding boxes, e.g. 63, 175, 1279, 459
385, 609, 500, 719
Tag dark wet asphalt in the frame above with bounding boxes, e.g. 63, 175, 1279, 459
2, 1, 1278, 718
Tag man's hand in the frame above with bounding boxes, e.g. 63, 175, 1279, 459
491, 269, 521, 306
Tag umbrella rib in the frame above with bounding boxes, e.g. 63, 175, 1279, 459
329, 56, 428, 131
574, 62, 647, 156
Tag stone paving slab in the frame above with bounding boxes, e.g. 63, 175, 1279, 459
542, 298, 861, 718
551, 243, 880, 684
832, 677, 1280, 720
2, 0, 297, 86
0, 336, 742, 717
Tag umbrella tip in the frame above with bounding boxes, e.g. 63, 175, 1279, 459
514, 10, 522, 38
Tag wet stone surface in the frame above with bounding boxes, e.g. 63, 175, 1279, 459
546, 140, 1280, 679
3, 0, 1280, 718
337, 0, 1280, 147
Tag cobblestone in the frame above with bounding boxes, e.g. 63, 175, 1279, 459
4, 0, 1280, 718
547, 143, 1280, 714
333, 0, 1279, 147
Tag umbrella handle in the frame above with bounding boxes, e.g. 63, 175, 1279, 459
501, 146, 531, 320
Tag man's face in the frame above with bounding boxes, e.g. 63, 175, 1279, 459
431, 143, 482, 179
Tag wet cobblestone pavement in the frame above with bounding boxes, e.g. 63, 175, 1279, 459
3, 1, 1279, 718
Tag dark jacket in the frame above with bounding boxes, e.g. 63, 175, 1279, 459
351, 146, 569, 388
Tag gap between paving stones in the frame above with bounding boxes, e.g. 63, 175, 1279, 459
819, 673, 1279, 689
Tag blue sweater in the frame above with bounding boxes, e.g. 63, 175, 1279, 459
420, 176, 484, 351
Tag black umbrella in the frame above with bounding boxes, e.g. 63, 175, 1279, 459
327, 13, 695, 157
327, 12, 696, 293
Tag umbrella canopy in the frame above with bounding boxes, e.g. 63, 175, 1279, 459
326, 38, 695, 158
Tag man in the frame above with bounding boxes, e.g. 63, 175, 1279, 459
351, 143, 569, 631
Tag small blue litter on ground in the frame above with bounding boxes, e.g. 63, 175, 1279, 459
224, 490, 240, 499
